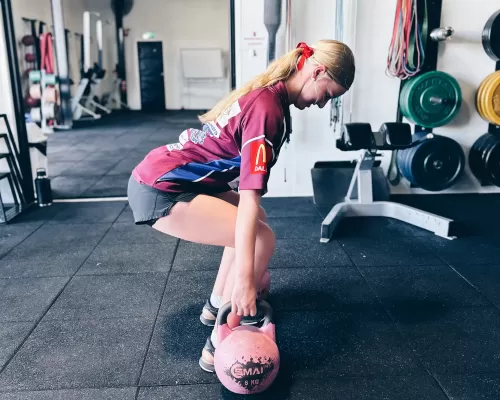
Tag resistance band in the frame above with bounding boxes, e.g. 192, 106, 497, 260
386, 0, 427, 79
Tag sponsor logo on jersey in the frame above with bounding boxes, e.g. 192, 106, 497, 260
216, 101, 241, 128
189, 128, 207, 145
179, 130, 189, 145
250, 141, 267, 174
204, 122, 221, 138
166, 143, 183, 151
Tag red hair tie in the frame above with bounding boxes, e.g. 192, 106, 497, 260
296, 42, 314, 70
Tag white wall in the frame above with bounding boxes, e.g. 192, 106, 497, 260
123, 0, 230, 110
236, 0, 500, 197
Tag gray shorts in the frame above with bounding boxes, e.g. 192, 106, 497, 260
127, 176, 198, 226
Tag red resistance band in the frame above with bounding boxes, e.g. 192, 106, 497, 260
296, 42, 314, 70
40, 33, 55, 74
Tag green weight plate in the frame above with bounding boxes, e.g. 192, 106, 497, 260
401, 71, 462, 128
399, 78, 416, 121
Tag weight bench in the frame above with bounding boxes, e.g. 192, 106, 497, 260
319, 122, 456, 243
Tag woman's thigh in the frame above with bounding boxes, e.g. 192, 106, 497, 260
215, 190, 267, 222
152, 193, 271, 248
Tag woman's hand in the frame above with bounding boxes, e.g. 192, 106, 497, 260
231, 276, 257, 317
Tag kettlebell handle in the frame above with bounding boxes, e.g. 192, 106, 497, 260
217, 300, 274, 328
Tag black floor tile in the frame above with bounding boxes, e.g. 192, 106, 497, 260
0, 322, 33, 369
116, 205, 134, 223
48, 160, 74, 177
0, 277, 68, 322
267, 217, 322, 239
453, 264, 500, 308
270, 239, 353, 269
60, 159, 120, 177
78, 243, 177, 275
159, 270, 214, 316
394, 306, 500, 375
339, 236, 444, 267
332, 217, 423, 238
0, 223, 43, 258
48, 202, 127, 224
261, 197, 319, 218
45, 273, 166, 320
7, 203, 65, 224
279, 376, 447, 400
100, 222, 177, 245
0, 244, 95, 278
137, 385, 221, 400
172, 241, 224, 271
0, 387, 137, 400
50, 176, 98, 198
276, 310, 425, 379
21, 223, 111, 247
107, 153, 146, 175
269, 267, 380, 311
418, 235, 500, 266
139, 314, 219, 386
436, 373, 500, 400
82, 174, 130, 197
0, 318, 153, 391
360, 265, 492, 313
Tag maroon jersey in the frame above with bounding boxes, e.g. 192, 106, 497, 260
132, 81, 291, 195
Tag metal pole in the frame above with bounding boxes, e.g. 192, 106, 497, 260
114, 0, 127, 104
50, 0, 73, 128
0, 0, 34, 203
229, 0, 236, 90
96, 18, 103, 68
83, 11, 91, 72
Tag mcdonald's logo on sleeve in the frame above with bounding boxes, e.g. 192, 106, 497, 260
250, 141, 267, 175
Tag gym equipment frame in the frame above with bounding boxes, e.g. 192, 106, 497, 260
320, 123, 456, 243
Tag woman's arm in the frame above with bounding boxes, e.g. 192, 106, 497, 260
232, 189, 261, 317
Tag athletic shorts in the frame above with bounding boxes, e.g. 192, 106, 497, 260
127, 175, 198, 226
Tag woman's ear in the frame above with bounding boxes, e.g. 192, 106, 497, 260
312, 65, 327, 80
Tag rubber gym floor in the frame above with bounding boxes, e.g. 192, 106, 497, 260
1, 113, 500, 399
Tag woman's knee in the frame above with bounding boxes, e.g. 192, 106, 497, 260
257, 221, 275, 252
258, 206, 267, 223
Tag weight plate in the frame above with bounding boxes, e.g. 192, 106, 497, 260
396, 134, 465, 191
469, 133, 500, 186
482, 9, 500, 61
483, 72, 500, 125
400, 71, 462, 128
475, 73, 493, 119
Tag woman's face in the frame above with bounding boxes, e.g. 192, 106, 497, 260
294, 66, 347, 110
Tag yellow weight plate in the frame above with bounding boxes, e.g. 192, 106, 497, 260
477, 72, 497, 120
476, 73, 491, 118
483, 71, 500, 125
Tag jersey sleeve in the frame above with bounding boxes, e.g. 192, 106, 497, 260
238, 95, 283, 194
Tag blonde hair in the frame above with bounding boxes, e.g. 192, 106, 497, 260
198, 39, 355, 124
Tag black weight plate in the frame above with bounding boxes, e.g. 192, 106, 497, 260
410, 136, 465, 191
482, 9, 500, 61
469, 133, 492, 183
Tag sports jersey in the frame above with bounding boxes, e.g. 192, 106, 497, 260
132, 81, 291, 195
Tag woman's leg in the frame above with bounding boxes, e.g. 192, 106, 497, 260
151, 193, 275, 373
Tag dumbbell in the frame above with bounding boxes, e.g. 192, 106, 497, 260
337, 122, 412, 151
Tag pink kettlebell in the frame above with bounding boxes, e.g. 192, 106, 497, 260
214, 300, 280, 395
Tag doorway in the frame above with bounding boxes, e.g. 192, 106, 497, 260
137, 41, 165, 111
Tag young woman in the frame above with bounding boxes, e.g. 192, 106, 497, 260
127, 40, 355, 372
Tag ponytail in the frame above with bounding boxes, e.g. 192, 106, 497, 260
198, 40, 355, 124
